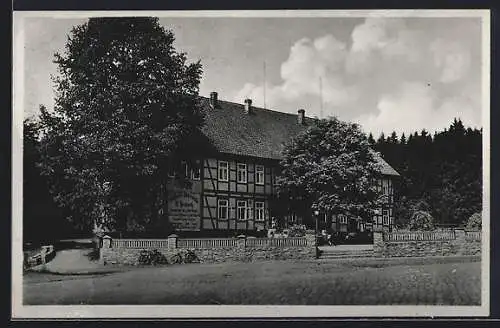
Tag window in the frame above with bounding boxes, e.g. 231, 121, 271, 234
383, 182, 389, 195
218, 199, 228, 220
168, 166, 176, 178
237, 200, 247, 221
382, 209, 389, 225
218, 161, 228, 181
181, 161, 189, 177
256, 165, 264, 185
237, 163, 247, 183
255, 202, 265, 221
191, 160, 201, 180
339, 215, 348, 224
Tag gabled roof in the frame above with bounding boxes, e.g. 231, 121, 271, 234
200, 97, 400, 176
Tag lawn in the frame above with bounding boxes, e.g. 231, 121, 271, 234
23, 257, 481, 305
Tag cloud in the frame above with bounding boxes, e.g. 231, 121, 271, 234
430, 38, 472, 83
234, 34, 357, 117
357, 82, 481, 137
234, 17, 481, 135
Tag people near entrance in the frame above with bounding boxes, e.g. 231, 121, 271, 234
320, 229, 335, 246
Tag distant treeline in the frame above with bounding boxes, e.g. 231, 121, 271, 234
368, 118, 482, 228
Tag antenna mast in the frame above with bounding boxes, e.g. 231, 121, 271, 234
263, 61, 267, 109
319, 76, 323, 119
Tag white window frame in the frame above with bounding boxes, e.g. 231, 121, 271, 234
168, 166, 176, 178
339, 215, 347, 224
218, 161, 229, 181
218, 199, 228, 220
237, 200, 247, 221
382, 209, 389, 225
255, 201, 265, 221
256, 165, 264, 185
191, 160, 201, 180
237, 163, 247, 183
181, 160, 189, 178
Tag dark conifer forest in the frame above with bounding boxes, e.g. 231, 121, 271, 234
369, 118, 482, 228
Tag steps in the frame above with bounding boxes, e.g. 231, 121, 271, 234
318, 245, 374, 259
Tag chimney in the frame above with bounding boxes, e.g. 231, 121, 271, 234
297, 109, 305, 124
244, 98, 253, 114
209, 92, 218, 108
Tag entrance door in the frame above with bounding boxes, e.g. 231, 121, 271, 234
348, 218, 357, 233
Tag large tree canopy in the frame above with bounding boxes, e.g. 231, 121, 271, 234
38, 17, 205, 233
277, 118, 382, 221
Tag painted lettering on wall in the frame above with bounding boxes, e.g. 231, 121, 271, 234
167, 189, 201, 231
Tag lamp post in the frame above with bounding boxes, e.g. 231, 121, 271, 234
314, 209, 320, 258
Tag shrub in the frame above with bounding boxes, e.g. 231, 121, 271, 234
465, 212, 482, 230
138, 249, 167, 266
408, 211, 435, 231
170, 249, 199, 264
288, 224, 307, 237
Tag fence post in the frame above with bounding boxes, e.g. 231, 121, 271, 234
40, 246, 47, 264
373, 229, 384, 257
100, 235, 112, 265
237, 234, 247, 249
102, 235, 112, 248
168, 234, 178, 250
454, 228, 465, 241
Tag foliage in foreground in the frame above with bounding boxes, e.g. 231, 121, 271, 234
37, 17, 206, 234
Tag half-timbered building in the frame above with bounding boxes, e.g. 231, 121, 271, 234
165, 92, 399, 236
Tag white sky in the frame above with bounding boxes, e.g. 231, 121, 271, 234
20, 14, 484, 136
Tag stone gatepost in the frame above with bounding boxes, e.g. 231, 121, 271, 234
236, 235, 247, 261
167, 234, 178, 250
100, 235, 112, 264
305, 233, 317, 259
373, 229, 385, 257
236, 234, 247, 249
454, 228, 465, 240
453, 229, 466, 255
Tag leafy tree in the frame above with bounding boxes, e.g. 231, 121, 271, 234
277, 118, 382, 227
38, 17, 205, 234
23, 117, 67, 243
465, 212, 482, 230
408, 210, 435, 231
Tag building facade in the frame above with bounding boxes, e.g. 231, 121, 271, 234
164, 92, 399, 236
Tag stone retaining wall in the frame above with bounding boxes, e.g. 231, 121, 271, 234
100, 234, 316, 266
374, 229, 481, 258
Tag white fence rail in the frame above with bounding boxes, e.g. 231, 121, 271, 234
110, 237, 308, 249
465, 231, 482, 241
112, 239, 170, 249
383, 230, 456, 242
245, 237, 307, 247
177, 238, 238, 249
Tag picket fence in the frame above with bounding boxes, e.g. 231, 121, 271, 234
110, 237, 308, 249
383, 230, 456, 242
465, 231, 482, 241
